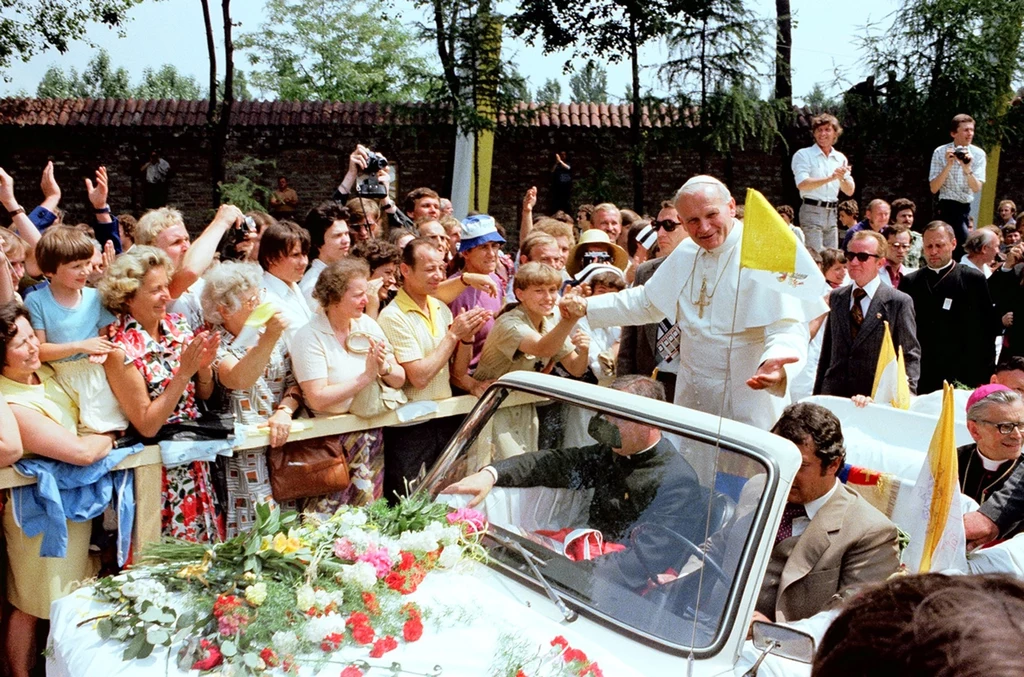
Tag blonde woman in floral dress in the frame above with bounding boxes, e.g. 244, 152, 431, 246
200, 261, 303, 537
100, 246, 224, 543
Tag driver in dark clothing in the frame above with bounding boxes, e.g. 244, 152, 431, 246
441, 375, 709, 588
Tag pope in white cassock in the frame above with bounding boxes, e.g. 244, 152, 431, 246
567, 176, 828, 430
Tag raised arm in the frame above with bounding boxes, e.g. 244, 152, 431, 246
519, 186, 536, 247
85, 166, 122, 253
0, 167, 44, 277
170, 204, 242, 298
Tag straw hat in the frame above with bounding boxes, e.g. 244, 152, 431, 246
566, 229, 629, 276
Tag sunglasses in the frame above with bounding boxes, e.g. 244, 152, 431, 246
848, 252, 881, 263
655, 219, 681, 232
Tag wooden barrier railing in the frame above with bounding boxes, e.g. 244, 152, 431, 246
0, 391, 547, 547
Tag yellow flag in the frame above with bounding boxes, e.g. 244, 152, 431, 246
741, 188, 798, 273
894, 347, 911, 410
871, 321, 898, 399
919, 382, 959, 572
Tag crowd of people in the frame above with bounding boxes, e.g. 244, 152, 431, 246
0, 114, 1022, 673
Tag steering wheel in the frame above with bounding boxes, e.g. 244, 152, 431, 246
629, 522, 729, 586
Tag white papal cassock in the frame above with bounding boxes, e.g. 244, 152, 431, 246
587, 220, 828, 430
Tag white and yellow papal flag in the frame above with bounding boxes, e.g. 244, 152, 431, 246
891, 382, 968, 573
870, 321, 911, 409
740, 188, 829, 302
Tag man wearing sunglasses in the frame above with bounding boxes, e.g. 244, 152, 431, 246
814, 231, 920, 398
617, 202, 688, 392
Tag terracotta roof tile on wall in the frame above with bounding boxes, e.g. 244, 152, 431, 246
0, 97, 718, 130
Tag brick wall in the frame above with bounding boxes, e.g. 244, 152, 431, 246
2, 120, 1022, 241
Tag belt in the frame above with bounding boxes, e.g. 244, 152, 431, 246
802, 198, 838, 209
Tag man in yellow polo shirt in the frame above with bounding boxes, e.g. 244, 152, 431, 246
377, 238, 491, 502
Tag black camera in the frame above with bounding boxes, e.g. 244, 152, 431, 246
953, 145, 972, 164
581, 250, 612, 267
356, 151, 389, 198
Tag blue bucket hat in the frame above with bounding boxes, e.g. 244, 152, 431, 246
459, 214, 506, 253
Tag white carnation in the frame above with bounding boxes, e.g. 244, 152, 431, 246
272, 630, 299, 655
338, 509, 368, 531
302, 612, 347, 643
295, 584, 316, 611
438, 544, 464, 568
340, 561, 378, 590
313, 588, 332, 609
398, 529, 438, 553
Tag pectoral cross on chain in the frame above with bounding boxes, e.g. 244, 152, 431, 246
695, 277, 711, 319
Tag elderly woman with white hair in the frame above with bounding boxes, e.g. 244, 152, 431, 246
200, 260, 302, 537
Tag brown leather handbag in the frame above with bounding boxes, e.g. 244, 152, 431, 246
267, 434, 350, 501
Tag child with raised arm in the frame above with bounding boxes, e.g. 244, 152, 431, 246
459, 262, 590, 470
24, 226, 128, 434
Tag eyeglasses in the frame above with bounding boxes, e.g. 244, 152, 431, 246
980, 420, 1024, 435
848, 252, 881, 263
655, 219, 681, 232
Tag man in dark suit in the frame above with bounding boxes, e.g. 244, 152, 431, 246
900, 221, 998, 393
815, 231, 921, 397
441, 375, 707, 589
617, 202, 688, 395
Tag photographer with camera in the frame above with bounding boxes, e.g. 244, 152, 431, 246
929, 114, 986, 258
334, 144, 414, 232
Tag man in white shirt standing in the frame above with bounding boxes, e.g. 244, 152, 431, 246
929, 113, 986, 259
791, 114, 856, 251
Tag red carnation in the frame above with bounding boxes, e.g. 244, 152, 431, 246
403, 616, 423, 642
581, 663, 604, 677
361, 591, 380, 615
351, 622, 375, 645
346, 612, 370, 627
516, 671, 528, 677
259, 647, 279, 667
551, 635, 569, 649
341, 667, 365, 677
369, 635, 398, 658
399, 551, 416, 571
563, 648, 588, 664
192, 639, 223, 671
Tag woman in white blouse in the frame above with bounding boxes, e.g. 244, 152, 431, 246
291, 258, 405, 504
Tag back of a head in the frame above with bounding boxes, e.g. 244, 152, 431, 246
812, 573, 1024, 677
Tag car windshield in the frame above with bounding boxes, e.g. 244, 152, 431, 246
424, 384, 772, 654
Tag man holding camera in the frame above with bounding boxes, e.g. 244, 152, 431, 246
929, 114, 986, 258
335, 144, 414, 232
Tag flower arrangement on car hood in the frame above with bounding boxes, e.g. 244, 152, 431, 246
82, 495, 487, 675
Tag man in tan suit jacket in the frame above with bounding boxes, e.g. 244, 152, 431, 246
755, 402, 900, 623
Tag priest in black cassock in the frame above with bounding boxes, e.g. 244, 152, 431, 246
900, 221, 998, 394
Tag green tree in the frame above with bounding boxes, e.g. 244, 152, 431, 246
860, 0, 1024, 147
501, 66, 531, 103
802, 83, 839, 112
237, 0, 430, 102
0, 0, 142, 76
569, 61, 608, 103
134, 64, 203, 99
36, 65, 88, 97
509, 0, 683, 210
535, 78, 562, 104
35, 49, 129, 98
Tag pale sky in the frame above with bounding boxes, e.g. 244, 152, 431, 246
0, 0, 899, 104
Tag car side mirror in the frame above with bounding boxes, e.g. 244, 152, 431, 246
742, 621, 816, 676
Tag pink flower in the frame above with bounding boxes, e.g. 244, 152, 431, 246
447, 507, 487, 534
333, 538, 357, 561
356, 546, 393, 579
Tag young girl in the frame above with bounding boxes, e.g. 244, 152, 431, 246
24, 226, 128, 434
461, 262, 589, 471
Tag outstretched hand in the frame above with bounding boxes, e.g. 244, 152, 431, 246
746, 356, 800, 391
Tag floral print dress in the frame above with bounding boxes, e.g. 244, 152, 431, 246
210, 328, 295, 537
111, 313, 224, 543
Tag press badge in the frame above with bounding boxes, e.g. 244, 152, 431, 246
942, 298, 952, 310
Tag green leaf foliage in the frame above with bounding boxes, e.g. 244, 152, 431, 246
236, 0, 430, 103
0, 0, 141, 76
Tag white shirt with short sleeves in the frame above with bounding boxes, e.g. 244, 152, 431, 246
792, 145, 849, 202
